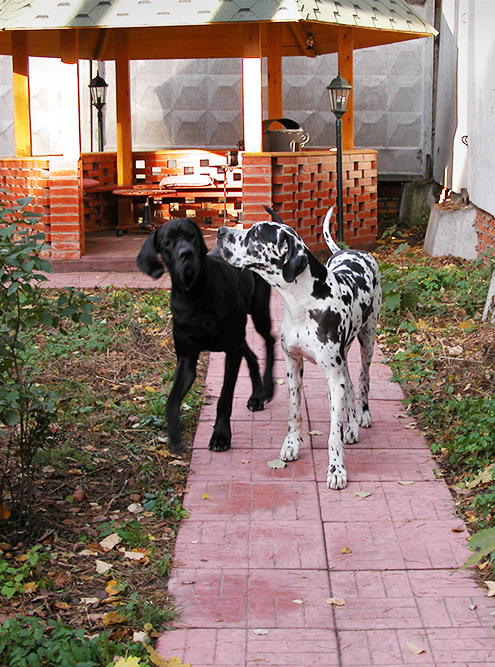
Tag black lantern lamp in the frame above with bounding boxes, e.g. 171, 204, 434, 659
89, 73, 108, 152
327, 73, 352, 243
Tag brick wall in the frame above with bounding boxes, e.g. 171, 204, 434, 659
82, 152, 118, 232
49, 157, 84, 260
242, 150, 378, 251
475, 207, 495, 259
0, 157, 50, 241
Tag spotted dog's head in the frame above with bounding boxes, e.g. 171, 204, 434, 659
137, 217, 208, 290
216, 208, 308, 288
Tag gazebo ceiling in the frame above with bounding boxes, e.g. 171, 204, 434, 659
0, 0, 437, 60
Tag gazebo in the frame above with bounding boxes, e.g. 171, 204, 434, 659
0, 0, 436, 263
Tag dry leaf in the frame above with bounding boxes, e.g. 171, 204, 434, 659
406, 641, 425, 655
146, 645, 191, 667
102, 611, 128, 626
292, 599, 305, 605
202, 493, 210, 500
170, 459, 188, 467
398, 481, 415, 486
275, 379, 284, 385
267, 459, 287, 469
0, 503, 11, 520
466, 464, 495, 490
80, 597, 100, 607
121, 549, 147, 561
96, 559, 113, 574
253, 629, 269, 635
308, 430, 324, 436
355, 491, 372, 498
99, 533, 122, 551
127, 503, 144, 514
23, 582, 38, 594
486, 581, 495, 596
105, 579, 121, 597
325, 597, 346, 606
340, 546, 352, 554
73, 486, 86, 503
404, 422, 417, 430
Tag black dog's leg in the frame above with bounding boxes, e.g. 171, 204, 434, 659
250, 277, 275, 403
243, 341, 266, 412
209, 350, 243, 452
166, 354, 198, 455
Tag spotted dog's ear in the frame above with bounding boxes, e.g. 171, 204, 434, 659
136, 228, 165, 279
281, 233, 308, 282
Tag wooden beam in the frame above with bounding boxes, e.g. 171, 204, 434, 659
11, 31, 32, 157
242, 23, 263, 153
60, 28, 78, 64
338, 26, 354, 151
115, 29, 133, 185
267, 23, 283, 120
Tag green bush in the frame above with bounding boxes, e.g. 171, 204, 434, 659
0, 191, 94, 527
0, 616, 147, 667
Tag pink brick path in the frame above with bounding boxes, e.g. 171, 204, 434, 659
44, 271, 495, 666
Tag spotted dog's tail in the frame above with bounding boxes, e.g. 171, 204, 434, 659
323, 207, 340, 254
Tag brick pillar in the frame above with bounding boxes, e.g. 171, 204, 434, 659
241, 154, 272, 225
49, 157, 84, 261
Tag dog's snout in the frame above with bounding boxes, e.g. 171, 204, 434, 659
217, 227, 228, 238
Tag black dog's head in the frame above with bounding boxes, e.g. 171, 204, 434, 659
137, 218, 209, 290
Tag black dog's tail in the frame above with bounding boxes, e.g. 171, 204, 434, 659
263, 205, 284, 225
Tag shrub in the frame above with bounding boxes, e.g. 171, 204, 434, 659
0, 191, 94, 528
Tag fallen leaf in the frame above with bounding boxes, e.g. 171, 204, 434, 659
398, 481, 415, 486
451, 526, 465, 533
486, 581, 495, 597
241, 460, 250, 464
308, 430, 324, 436
80, 597, 100, 607
99, 533, 122, 551
406, 641, 425, 655
67, 468, 83, 476
292, 599, 305, 604
120, 549, 148, 561
102, 611, 128, 626
275, 379, 284, 385
0, 503, 11, 520
355, 491, 372, 499
466, 464, 495, 490
340, 547, 352, 554
105, 579, 122, 597
96, 560, 113, 574
253, 629, 269, 635
23, 582, 37, 594
202, 493, 210, 500
404, 422, 417, 430
146, 645, 191, 667
267, 459, 287, 469
127, 503, 144, 514
468, 604, 477, 610
325, 597, 346, 606
73, 486, 86, 503
114, 657, 142, 667
170, 459, 188, 467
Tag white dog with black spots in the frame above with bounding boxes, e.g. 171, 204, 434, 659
216, 207, 381, 489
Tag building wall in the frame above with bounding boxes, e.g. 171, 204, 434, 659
434, 0, 495, 219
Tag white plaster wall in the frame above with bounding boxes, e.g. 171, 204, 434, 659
433, 0, 495, 218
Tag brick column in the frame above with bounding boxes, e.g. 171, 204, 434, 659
241, 154, 272, 225
49, 157, 84, 261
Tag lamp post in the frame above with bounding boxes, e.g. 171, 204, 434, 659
89, 72, 108, 152
327, 74, 352, 244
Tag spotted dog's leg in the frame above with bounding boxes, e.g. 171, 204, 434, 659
325, 367, 348, 489
342, 360, 359, 444
356, 319, 377, 428
279, 352, 304, 462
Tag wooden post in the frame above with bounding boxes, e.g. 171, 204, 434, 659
242, 23, 263, 153
338, 27, 354, 151
267, 23, 283, 120
11, 31, 32, 157
115, 29, 133, 186
60, 30, 81, 159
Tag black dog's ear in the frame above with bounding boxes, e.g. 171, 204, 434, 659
281, 234, 308, 283
263, 205, 284, 225
136, 229, 165, 279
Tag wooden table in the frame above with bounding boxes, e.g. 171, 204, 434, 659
112, 185, 243, 233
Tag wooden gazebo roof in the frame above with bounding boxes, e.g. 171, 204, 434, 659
0, 0, 436, 59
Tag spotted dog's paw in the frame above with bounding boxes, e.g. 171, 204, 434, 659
344, 424, 359, 444
358, 409, 372, 428
326, 464, 348, 490
279, 434, 301, 461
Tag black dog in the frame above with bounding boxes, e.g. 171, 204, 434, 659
136, 217, 275, 455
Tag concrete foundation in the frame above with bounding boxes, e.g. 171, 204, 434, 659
423, 204, 478, 260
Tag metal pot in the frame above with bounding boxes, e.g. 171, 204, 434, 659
262, 118, 310, 152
